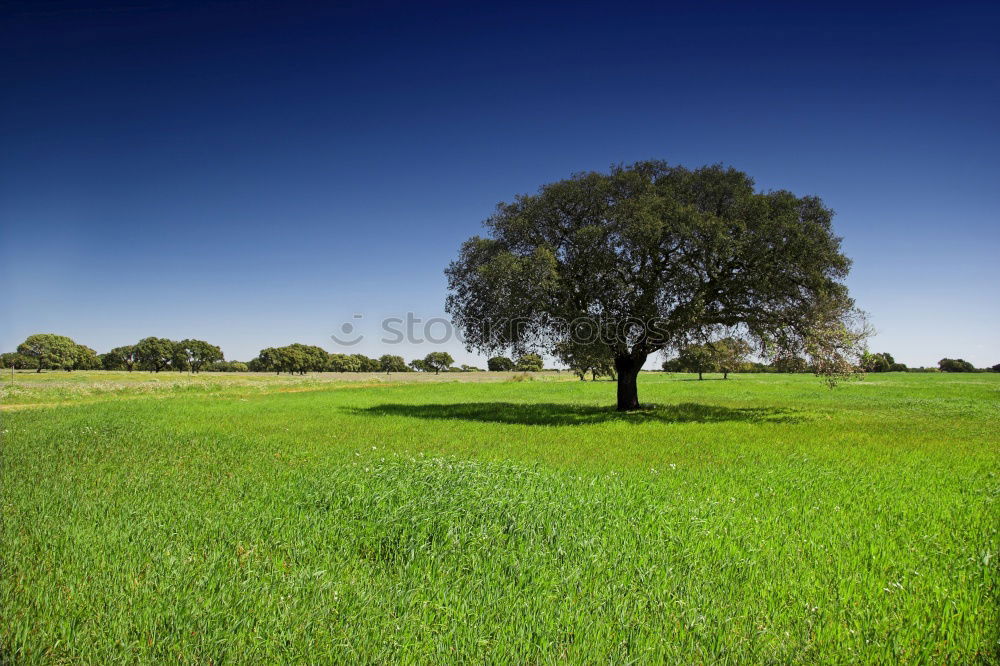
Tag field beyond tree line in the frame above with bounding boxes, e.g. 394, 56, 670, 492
2, 370, 997, 662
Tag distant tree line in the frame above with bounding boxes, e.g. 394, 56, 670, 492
660, 340, 997, 377
0, 334, 557, 375
0, 334, 225, 373
3, 333, 997, 376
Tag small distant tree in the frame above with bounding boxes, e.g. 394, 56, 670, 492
409, 358, 430, 372
713, 337, 751, 379
938, 358, 975, 373
991, 363, 1000, 372
379, 354, 408, 373
423, 352, 454, 374
861, 352, 896, 373
17, 334, 77, 373
487, 356, 515, 371
555, 342, 614, 380
661, 357, 684, 373
514, 353, 544, 371
675, 344, 716, 380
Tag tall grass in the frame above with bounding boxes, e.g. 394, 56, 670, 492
2, 373, 997, 662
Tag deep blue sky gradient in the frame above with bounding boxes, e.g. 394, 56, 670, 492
2, 1, 998, 367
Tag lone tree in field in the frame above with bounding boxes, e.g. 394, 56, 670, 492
422, 351, 454, 374
713, 337, 752, 379
446, 161, 867, 410
673, 344, 718, 381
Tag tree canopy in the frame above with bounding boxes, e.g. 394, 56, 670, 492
379, 354, 409, 373
135, 337, 177, 372
17, 333, 77, 372
487, 356, 515, 371
938, 358, 975, 373
514, 353, 544, 372
422, 352, 454, 374
446, 161, 868, 409
179, 339, 224, 373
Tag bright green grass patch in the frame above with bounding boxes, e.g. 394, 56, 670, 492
2, 373, 997, 662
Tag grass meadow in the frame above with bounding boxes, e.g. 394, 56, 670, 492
1, 370, 997, 662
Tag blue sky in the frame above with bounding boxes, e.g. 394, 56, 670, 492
1, 1, 997, 368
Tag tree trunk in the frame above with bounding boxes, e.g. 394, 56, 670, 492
698, 370, 703, 380
614, 354, 646, 411
724, 370, 728, 379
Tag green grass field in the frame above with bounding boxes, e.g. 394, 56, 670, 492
2, 371, 997, 663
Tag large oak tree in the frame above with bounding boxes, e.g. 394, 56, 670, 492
446, 161, 867, 410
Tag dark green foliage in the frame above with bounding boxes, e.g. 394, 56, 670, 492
328, 353, 361, 372
135, 337, 177, 372
379, 354, 409, 373
487, 356, 515, 371
446, 161, 867, 410
101, 346, 138, 371
72, 344, 102, 370
351, 354, 381, 373
17, 333, 77, 372
423, 352, 454, 374
0, 352, 37, 370
178, 339, 224, 373
862, 352, 899, 373
204, 361, 249, 372
254, 344, 329, 374
938, 358, 975, 373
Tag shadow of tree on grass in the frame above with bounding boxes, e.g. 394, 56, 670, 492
353, 402, 806, 426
